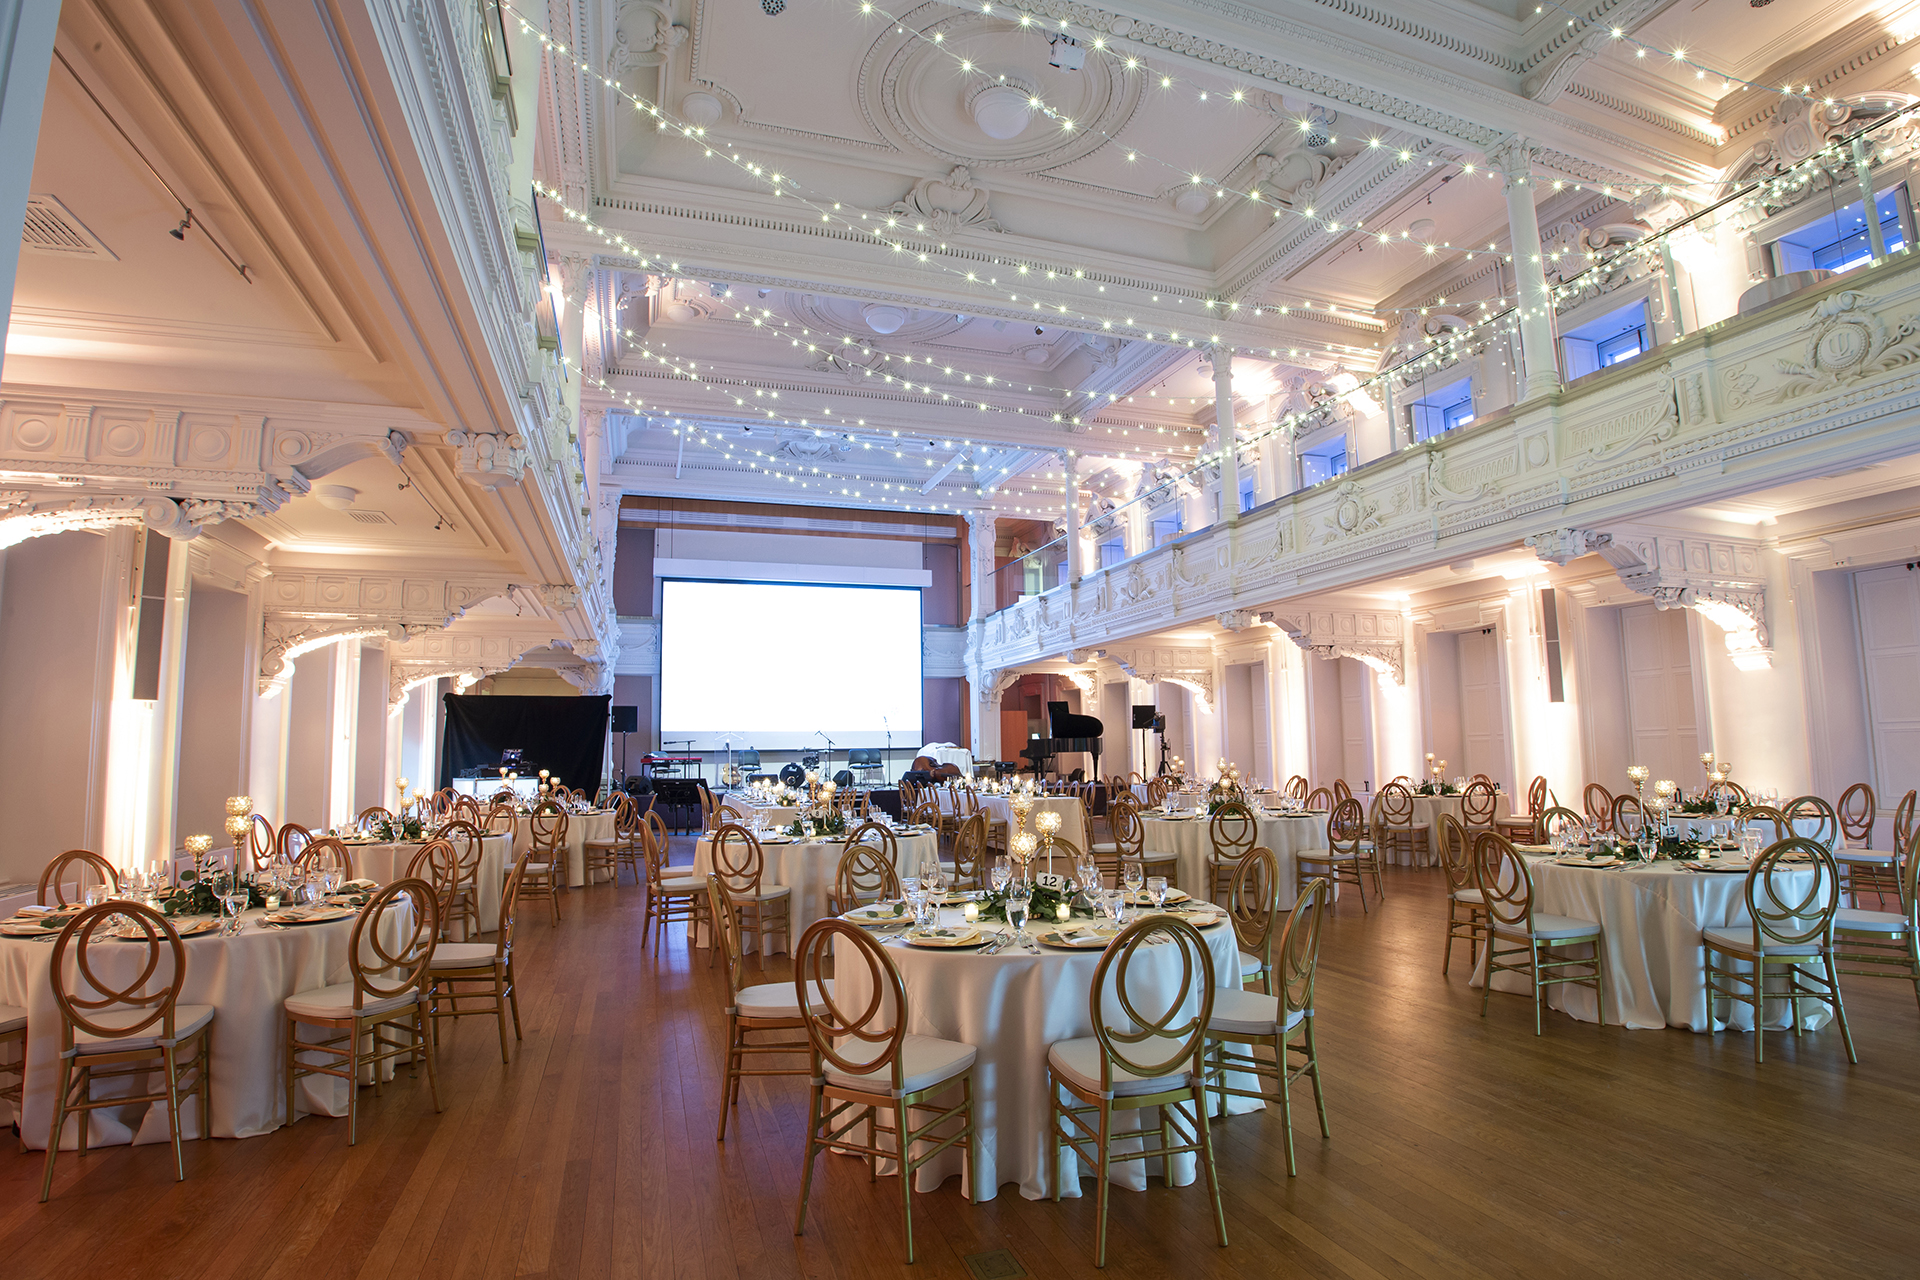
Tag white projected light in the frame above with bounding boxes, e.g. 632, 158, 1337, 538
660, 580, 923, 752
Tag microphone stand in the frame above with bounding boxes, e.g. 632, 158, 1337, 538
816, 731, 834, 783
882, 716, 891, 785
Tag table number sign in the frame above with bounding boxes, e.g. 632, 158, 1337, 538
1034, 872, 1069, 891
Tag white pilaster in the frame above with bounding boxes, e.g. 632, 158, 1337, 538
965, 508, 996, 621
1493, 138, 1561, 403
1209, 346, 1240, 525
149, 535, 193, 855
328, 639, 361, 827
1059, 451, 1082, 585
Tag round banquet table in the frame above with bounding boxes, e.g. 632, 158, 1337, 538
829, 906, 1255, 1201
510, 809, 617, 888
0, 904, 414, 1149
1470, 851, 1829, 1032
1139, 809, 1330, 905
691, 827, 941, 954
343, 832, 512, 937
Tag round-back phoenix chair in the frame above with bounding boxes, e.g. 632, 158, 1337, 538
39, 902, 212, 1202
640, 817, 707, 953
1090, 798, 1152, 888
791, 919, 976, 1263
37, 849, 120, 907
710, 823, 792, 971
1461, 779, 1498, 830
1707, 779, 1750, 809
1205, 875, 1333, 1178
1285, 775, 1308, 803
949, 811, 989, 892
1332, 779, 1353, 806
1704, 838, 1854, 1066
517, 802, 570, 925
404, 839, 463, 939
581, 792, 634, 888
1473, 831, 1605, 1036
830, 843, 901, 915
710, 873, 820, 1141
276, 822, 314, 866
1496, 776, 1549, 842
1437, 813, 1487, 976
1612, 793, 1647, 839
1838, 782, 1877, 849
1784, 795, 1840, 850
1044, 915, 1224, 1267
1297, 798, 1371, 912
428, 852, 528, 1063
1534, 805, 1589, 847
1304, 786, 1334, 814
284, 879, 442, 1145
1206, 801, 1258, 901
249, 814, 277, 872
843, 820, 900, 867
1376, 781, 1434, 867
1226, 845, 1281, 994
295, 837, 356, 884
483, 802, 517, 836
356, 806, 393, 834
1740, 805, 1792, 846
1583, 783, 1615, 833
1834, 827, 1920, 1015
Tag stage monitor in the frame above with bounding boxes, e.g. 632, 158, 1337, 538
659, 578, 923, 752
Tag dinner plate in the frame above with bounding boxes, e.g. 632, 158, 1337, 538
1692, 861, 1752, 873
1556, 855, 1619, 867
906, 927, 984, 948
116, 916, 220, 938
0, 919, 64, 936
843, 905, 912, 926
1127, 887, 1191, 904
266, 906, 356, 926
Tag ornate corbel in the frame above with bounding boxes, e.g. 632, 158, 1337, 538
1526, 527, 1612, 566
447, 427, 527, 487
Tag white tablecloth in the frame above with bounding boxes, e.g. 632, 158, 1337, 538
1, 904, 412, 1148
510, 809, 617, 888
917, 743, 974, 774
1471, 853, 1828, 1032
345, 833, 512, 937
1139, 811, 1329, 905
830, 906, 1251, 1201
692, 828, 940, 954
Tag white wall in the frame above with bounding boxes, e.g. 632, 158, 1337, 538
176, 585, 248, 849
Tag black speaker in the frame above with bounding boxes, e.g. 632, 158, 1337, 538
611, 705, 639, 734
1131, 704, 1158, 730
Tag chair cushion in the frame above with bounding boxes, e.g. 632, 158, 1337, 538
523, 862, 554, 875
735, 978, 835, 1019
285, 982, 421, 1020
430, 942, 500, 970
1492, 912, 1601, 942
0, 1003, 24, 1034
729, 886, 792, 903
1452, 887, 1486, 904
70, 1004, 213, 1054
1702, 925, 1824, 957
1047, 1035, 1195, 1098
1834, 908, 1909, 935
658, 877, 706, 893
1834, 849, 1897, 864
1206, 986, 1306, 1037
824, 1033, 976, 1098
1237, 950, 1265, 974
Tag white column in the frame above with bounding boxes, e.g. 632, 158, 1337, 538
149, 536, 192, 855
0, 2, 57, 362
965, 508, 997, 620
1058, 451, 1081, 585
328, 639, 360, 827
386, 682, 408, 807
970, 678, 1002, 769
1493, 138, 1561, 403
1208, 345, 1241, 525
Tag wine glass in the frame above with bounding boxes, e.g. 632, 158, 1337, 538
990, 857, 1011, 894
222, 876, 251, 934
320, 869, 341, 899
1102, 888, 1127, 929
1005, 884, 1030, 939
1122, 861, 1144, 911
1148, 875, 1168, 912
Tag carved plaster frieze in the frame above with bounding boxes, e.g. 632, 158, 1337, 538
1274, 610, 1406, 685
1527, 527, 1613, 566
1597, 531, 1772, 656
1097, 646, 1216, 710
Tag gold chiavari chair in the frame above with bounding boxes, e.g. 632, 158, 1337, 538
1304, 785, 1334, 813
431, 819, 487, 940
284, 879, 442, 1144
1376, 781, 1433, 867
1461, 779, 1498, 832
1332, 778, 1353, 807
1298, 798, 1371, 911
1785, 795, 1840, 850
1838, 782, 1876, 849
843, 820, 900, 875
249, 814, 277, 871
1534, 805, 1588, 846
1205, 875, 1333, 1178
296, 836, 356, 883
1207, 801, 1257, 902
830, 842, 901, 915
710, 823, 792, 971
428, 853, 527, 1063
1834, 827, 1920, 1014
791, 919, 977, 1263
405, 839, 462, 941
1285, 774, 1308, 803
711, 875, 822, 1141
517, 801, 569, 925
949, 811, 989, 892
1045, 915, 1226, 1268
640, 816, 707, 953
1497, 775, 1548, 842
38, 903, 212, 1202
1611, 793, 1647, 839
36, 849, 119, 907
276, 821, 314, 865
1475, 831, 1605, 1036
582, 792, 633, 888
1707, 779, 1749, 809
1226, 845, 1281, 994
356, 806, 393, 833
1705, 838, 1855, 1065
1438, 813, 1487, 976
1583, 783, 1614, 833
0, 1001, 21, 1153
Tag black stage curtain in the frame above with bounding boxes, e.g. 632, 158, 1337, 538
440, 694, 610, 791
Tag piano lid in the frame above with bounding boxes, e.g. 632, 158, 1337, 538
1046, 701, 1103, 739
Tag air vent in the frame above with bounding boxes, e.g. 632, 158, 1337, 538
22, 195, 116, 260
346, 510, 394, 525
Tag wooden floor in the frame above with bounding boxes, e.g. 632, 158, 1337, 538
6, 841, 1920, 1279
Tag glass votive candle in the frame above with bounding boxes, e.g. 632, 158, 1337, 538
963, 900, 979, 922
1056, 902, 1071, 922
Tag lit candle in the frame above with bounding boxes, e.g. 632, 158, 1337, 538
964, 900, 979, 922
1057, 902, 1071, 922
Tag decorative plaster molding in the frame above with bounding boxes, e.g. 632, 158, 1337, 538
1527, 527, 1613, 566
446, 427, 528, 487
1096, 645, 1216, 710
1274, 610, 1406, 685
1597, 530, 1772, 660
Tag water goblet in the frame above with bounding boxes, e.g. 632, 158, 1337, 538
222, 877, 251, 934
990, 858, 1011, 894
1148, 875, 1168, 913
1102, 889, 1127, 928
1005, 885, 1030, 937
84, 884, 105, 908
1122, 860, 1144, 901
320, 869, 341, 898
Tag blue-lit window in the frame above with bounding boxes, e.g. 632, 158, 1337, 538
1561, 298, 1651, 381
1300, 437, 1349, 486
1239, 480, 1257, 511
1099, 537, 1126, 568
1151, 517, 1181, 546
1409, 375, 1473, 442
1773, 188, 1908, 275
1597, 329, 1644, 366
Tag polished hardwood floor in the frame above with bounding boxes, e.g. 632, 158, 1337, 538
6, 841, 1920, 1278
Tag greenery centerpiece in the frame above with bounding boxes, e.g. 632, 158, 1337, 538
1206, 759, 1248, 814
1418, 753, 1459, 795
158, 835, 264, 916
784, 770, 847, 838
974, 879, 1095, 924
373, 812, 427, 841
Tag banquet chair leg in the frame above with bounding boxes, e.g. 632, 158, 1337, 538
422, 1010, 444, 1113
793, 1086, 825, 1238
1305, 1017, 1330, 1142
1093, 1101, 1114, 1269
1826, 955, 1859, 1064
39, 1058, 75, 1202
199, 1026, 212, 1140
347, 1031, 362, 1146
163, 1044, 186, 1182
1196, 1095, 1228, 1248
897, 1098, 916, 1264
495, 972, 513, 1064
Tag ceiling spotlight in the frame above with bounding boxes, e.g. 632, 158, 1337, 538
761, 0, 784, 14
1303, 107, 1334, 150
1034, 324, 1046, 335
169, 212, 192, 240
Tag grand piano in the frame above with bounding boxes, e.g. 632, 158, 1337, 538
1021, 701, 1103, 780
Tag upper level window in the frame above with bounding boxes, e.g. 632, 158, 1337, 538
1151, 516, 1181, 547
1771, 187, 1908, 275
1561, 297, 1650, 381
1300, 436, 1349, 487
1409, 375, 1473, 442
1098, 537, 1126, 568
1239, 479, 1257, 512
